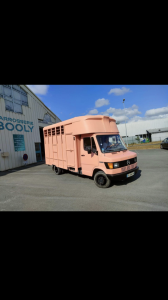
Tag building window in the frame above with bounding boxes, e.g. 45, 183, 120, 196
43, 114, 52, 123
0, 85, 28, 114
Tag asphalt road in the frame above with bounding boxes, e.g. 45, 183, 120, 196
0, 149, 168, 211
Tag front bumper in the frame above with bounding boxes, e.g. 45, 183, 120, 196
107, 166, 139, 181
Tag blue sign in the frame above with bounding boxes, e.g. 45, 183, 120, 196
13, 135, 25, 152
0, 116, 34, 133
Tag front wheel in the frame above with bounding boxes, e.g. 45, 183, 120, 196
94, 171, 111, 188
160, 145, 163, 149
54, 166, 62, 175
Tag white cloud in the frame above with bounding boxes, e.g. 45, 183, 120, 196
98, 105, 168, 124
108, 87, 131, 96
105, 105, 141, 117
127, 113, 168, 123
100, 104, 141, 123
145, 106, 168, 117
95, 98, 110, 107
100, 112, 110, 116
132, 104, 138, 109
27, 85, 49, 95
106, 107, 115, 114
112, 115, 129, 122
88, 109, 98, 114
127, 116, 143, 122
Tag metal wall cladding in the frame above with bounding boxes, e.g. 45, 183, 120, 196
0, 85, 57, 171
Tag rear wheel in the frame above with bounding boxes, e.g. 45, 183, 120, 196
94, 171, 111, 188
52, 165, 54, 171
54, 166, 62, 175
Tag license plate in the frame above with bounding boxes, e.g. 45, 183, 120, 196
127, 172, 135, 178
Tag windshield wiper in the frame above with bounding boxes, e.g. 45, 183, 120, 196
104, 148, 127, 153
104, 150, 120, 153
117, 148, 127, 151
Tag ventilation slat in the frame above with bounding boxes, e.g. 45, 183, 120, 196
48, 129, 51, 136
52, 128, 55, 136
61, 125, 64, 134
56, 126, 60, 135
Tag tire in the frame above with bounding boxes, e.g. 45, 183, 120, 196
94, 171, 111, 188
54, 165, 62, 175
160, 145, 163, 149
52, 165, 54, 171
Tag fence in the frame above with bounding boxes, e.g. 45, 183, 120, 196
122, 136, 166, 145
122, 136, 140, 145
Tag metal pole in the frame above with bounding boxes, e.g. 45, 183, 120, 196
123, 99, 128, 147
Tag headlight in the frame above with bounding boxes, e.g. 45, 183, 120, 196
113, 162, 120, 168
134, 157, 137, 162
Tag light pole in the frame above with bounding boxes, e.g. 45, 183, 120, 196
123, 99, 128, 147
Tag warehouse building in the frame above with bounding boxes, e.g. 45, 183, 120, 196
117, 118, 168, 142
0, 85, 61, 172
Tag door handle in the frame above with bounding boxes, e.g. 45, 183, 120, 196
81, 155, 85, 156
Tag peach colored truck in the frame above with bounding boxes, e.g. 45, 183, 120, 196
43, 115, 139, 188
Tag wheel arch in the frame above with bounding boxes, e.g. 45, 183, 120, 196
92, 168, 105, 178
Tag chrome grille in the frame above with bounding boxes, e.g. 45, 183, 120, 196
121, 163, 136, 172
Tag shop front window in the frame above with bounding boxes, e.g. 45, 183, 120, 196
0, 85, 28, 114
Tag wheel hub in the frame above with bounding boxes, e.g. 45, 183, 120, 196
97, 175, 106, 185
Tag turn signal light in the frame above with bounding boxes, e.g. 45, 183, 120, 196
107, 163, 113, 169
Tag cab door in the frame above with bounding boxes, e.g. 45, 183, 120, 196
80, 135, 99, 176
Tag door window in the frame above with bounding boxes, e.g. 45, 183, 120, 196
83, 137, 91, 151
91, 137, 97, 152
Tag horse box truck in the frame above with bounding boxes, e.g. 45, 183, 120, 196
43, 115, 139, 188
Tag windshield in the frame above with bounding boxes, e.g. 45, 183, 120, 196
96, 135, 127, 153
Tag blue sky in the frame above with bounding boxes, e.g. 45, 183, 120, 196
27, 85, 168, 123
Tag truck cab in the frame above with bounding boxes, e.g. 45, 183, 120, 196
80, 133, 138, 188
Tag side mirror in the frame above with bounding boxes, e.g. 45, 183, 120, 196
92, 150, 98, 155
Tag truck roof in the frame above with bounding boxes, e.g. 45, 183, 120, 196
43, 115, 119, 135
44, 115, 115, 128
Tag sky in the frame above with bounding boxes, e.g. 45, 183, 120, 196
27, 85, 168, 124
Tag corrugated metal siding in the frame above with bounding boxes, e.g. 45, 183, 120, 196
0, 88, 58, 171
151, 132, 168, 142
